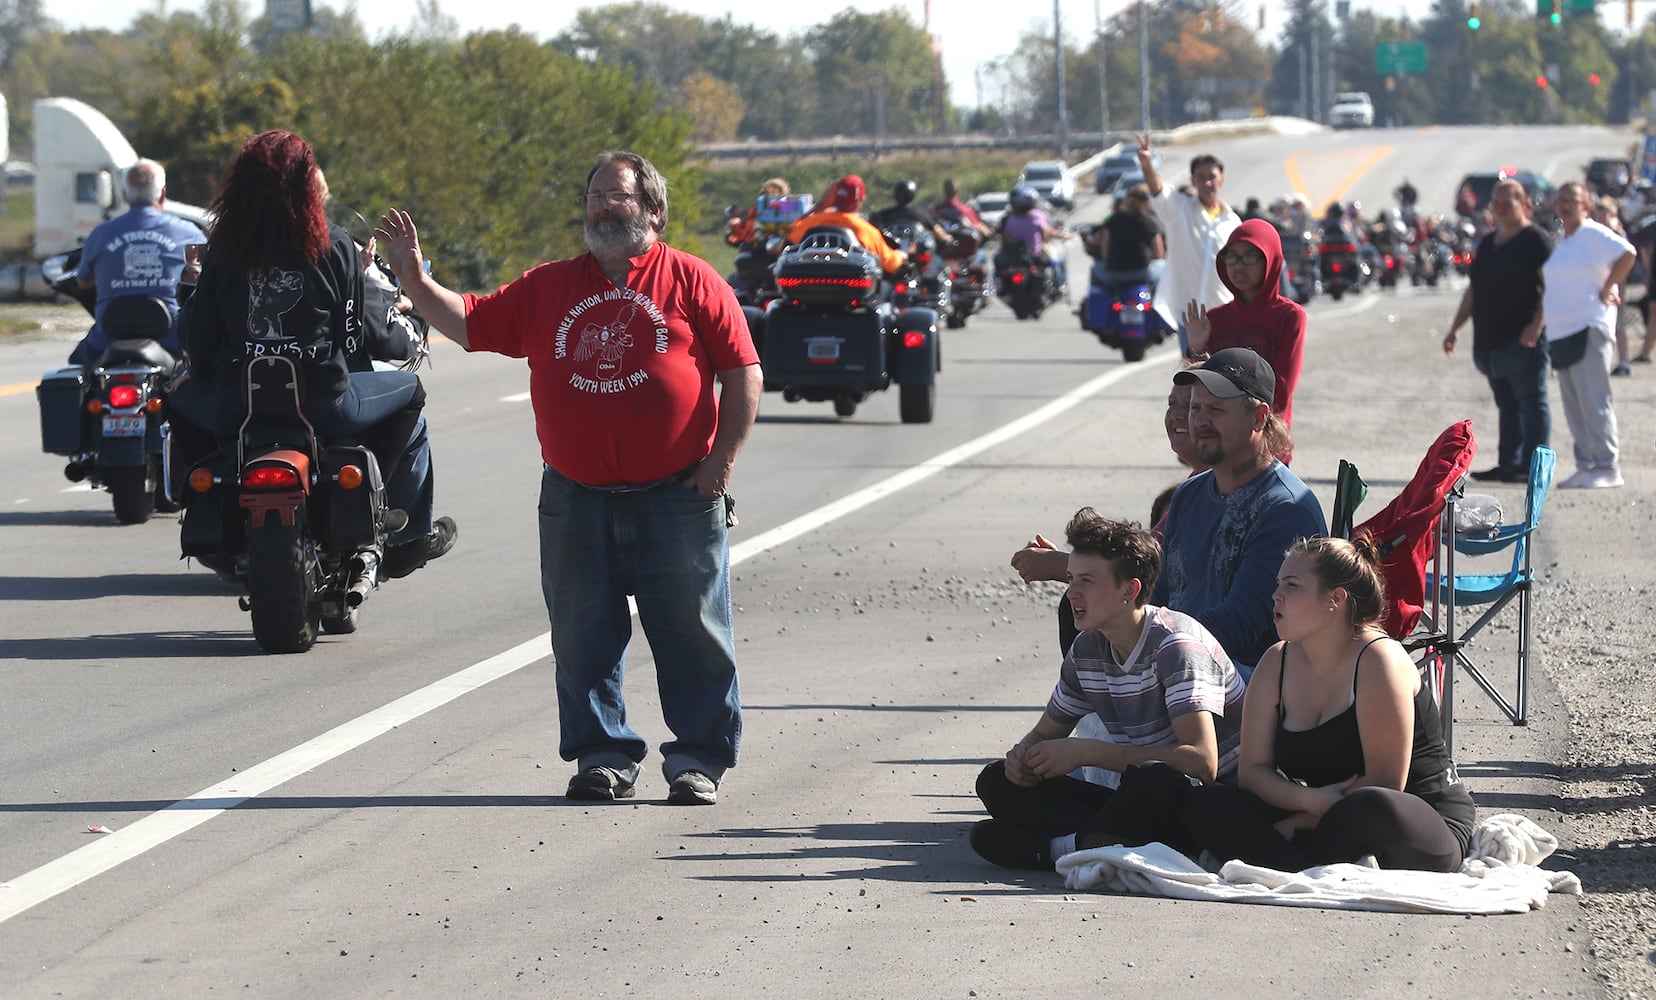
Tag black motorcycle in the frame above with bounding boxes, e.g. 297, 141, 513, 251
36, 249, 178, 523
994, 239, 1063, 320
1316, 228, 1367, 301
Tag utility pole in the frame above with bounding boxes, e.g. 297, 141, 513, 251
1055, 0, 1070, 156
1139, 0, 1151, 129
1309, 22, 1321, 123
1096, 0, 1110, 139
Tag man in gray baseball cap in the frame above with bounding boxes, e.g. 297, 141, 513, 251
1158, 347, 1324, 677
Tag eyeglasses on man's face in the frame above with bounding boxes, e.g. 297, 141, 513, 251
1218, 251, 1265, 266
583, 190, 638, 207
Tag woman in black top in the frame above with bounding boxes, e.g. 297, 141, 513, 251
1178, 536, 1475, 872
1443, 178, 1552, 483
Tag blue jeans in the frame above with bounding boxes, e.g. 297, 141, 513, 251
168, 369, 433, 543
537, 465, 742, 784
1473, 341, 1551, 472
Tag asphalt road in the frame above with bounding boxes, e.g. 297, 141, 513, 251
0, 124, 1636, 998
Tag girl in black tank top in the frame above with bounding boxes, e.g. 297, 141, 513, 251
1177, 538, 1475, 873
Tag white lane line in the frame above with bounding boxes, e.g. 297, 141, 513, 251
0, 354, 1167, 923
499, 391, 531, 403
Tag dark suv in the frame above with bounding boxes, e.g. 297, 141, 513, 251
1453, 169, 1556, 226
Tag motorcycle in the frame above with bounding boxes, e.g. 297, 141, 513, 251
36, 249, 178, 524
1316, 227, 1368, 301
1368, 222, 1411, 290
1081, 276, 1167, 363
881, 220, 952, 315
994, 238, 1063, 320
177, 354, 398, 653
1280, 228, 1320, 304
937, 222, 992, 329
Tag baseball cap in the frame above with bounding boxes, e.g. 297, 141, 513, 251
1173, 347, 1276, 406
827, 175, 866, 211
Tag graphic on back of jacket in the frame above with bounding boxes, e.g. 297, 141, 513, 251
247, 269, 306, 344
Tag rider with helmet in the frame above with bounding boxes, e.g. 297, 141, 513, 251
870, 179, 955, 248
998, 185, 1069, 291
784, 174, 907, 274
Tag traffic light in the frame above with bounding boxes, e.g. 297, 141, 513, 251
1590, 72, 1602, 86
1630, 0, 1637, 26
1468, 3, 1482, 28
1537, 74, 1550, 88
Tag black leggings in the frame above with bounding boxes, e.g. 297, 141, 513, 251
1179, 782, 1466, 873
976, 759, 1200, 856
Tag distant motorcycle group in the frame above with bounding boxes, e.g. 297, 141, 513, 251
1271, 195, 1474, 304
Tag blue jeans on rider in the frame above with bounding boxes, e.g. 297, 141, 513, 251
167, 369, 434, 544
1473, 340, 1551, 473
537, 465, 743, 786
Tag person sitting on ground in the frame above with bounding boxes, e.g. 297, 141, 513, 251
785, 174, 906, 274
70, 158, 206, 367
998, 185, 1069, 290
970, 509, 1246, 872
1086, 183, 1165, 291
1012, 351, 1318, 676
1177, 536, 1476, 873
1181, 219, 1308, 439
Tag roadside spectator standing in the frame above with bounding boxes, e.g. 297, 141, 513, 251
1181, 219, 1307, 442
1625, 210, 1656, 365
1136, 134, 1240, 356
376, 150, 762, 806
971, 510, 1246, 872
1543, 181, 1635, 489
1590, 195, 1636, 377
70, 158, 205, 366
1443, 178, 1552, 484
785, 175, 907, 274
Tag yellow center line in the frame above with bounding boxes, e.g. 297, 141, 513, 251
1281, 144, 1396, 212
1, 381, 38, 398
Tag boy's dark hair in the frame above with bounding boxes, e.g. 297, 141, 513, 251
1190, 153, 1224, 177
1064, 507, 1161, 607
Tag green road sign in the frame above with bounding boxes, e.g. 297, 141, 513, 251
1376, 42, 1428, 76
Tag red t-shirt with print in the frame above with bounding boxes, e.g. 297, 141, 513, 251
463, 242, 758, 485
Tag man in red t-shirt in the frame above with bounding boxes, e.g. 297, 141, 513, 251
377, 151, 762, 807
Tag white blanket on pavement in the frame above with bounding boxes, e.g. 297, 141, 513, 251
1055, 813, 1581, 914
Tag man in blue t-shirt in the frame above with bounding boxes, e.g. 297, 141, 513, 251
1155, 348, 1327, 677
70, 158, 206, 366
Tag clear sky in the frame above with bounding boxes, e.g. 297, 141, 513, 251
39, 0, 1492, 109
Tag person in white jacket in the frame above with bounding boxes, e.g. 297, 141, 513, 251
1136, 134, 1240, 357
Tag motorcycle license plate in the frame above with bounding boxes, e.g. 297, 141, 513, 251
1120, 311, 1144, 326
806, 339, 841, 364
102, 415, 146, 437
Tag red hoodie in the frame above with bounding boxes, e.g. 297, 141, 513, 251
1203, 219, 1306, 430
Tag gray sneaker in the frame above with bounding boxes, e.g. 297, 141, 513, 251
566, 766, 635, 801
667, 770, 717, 806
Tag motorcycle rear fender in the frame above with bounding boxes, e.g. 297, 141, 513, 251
239, 448, 311, 529
893, 307, 938, 386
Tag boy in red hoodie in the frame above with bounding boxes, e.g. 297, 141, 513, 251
1181, 219, 1307, 433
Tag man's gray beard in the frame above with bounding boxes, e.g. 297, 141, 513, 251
585, 214, 652, 258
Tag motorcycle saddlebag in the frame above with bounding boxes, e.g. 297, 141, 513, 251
1084, 286, 1114, 330
179, 451, 238, 559
36, 366, 87, 455
773, 232, 882, 309
761, 307, 887, 387
321, 445, 385, 552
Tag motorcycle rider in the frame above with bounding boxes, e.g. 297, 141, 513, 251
70, 158, 206, 368
931, 178, 994, 243
998, 185, 1068, 292
870, 179, 954, 249
1395, 177, 1418, 210
785, 174, 907, 274
1086, 183, 1164, 291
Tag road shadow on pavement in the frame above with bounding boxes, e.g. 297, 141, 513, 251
0, 572, 231, 600
0, 630, 293, 660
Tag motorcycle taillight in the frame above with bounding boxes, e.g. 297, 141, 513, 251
244, 466, 302, 489
108, 385, 141, 408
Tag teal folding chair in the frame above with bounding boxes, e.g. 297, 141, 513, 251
1425, 446, 1555, 731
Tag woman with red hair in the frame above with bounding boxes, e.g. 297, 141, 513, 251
172, 130, 454, 577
